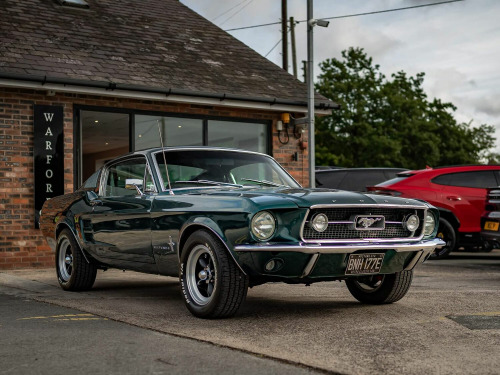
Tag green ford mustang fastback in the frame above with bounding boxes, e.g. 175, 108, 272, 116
41, 147, 444, 318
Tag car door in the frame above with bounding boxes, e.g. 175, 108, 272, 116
433, 170, 498, 232
90, 156, 156, 270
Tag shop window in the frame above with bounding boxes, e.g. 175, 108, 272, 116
81, 110, 130, 183
207, 120, 267, 153
134, 115, 203, 150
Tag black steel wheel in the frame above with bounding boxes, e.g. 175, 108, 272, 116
346, 270, 413, 304
431, 218, 457, 260
180, 230, 248, 318
56, 228, 97, 291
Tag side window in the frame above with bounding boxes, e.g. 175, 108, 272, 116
144, 167, 156, 193
316, 171, 347, 189
103, 158, 147, 197
432, 171, 497, 188
340, 171, 385, 191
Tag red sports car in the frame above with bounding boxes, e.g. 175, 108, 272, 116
368, 165, 500, 258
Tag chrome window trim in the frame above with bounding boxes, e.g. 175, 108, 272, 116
98, 155, 148, 197
299, 205, 427, 243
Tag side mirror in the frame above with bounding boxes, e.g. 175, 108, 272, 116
125, 183, 144, 196
125, 178, 144, 196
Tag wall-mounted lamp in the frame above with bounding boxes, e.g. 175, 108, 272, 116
281, 113, 290, 124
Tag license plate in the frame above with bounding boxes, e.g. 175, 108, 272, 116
484, 221, 499, 231
346, 253, 385, 275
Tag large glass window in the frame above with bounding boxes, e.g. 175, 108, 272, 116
207, 120, 267, 153
134, 115, 203, 150
78, 108, 270, 187
81, 110, 129, 183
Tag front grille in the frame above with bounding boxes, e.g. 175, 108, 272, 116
302, 206, 425, 242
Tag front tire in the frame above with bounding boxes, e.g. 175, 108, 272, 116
345, 270, 413, 304
180, 230, 248, 318
56, 229, 97, 291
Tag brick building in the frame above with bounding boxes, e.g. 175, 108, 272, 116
0, 0, 336, 269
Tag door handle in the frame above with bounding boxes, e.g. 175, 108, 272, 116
446, 196, 461, 201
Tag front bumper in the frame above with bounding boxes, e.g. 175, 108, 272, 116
234, 238, 445, 279
234, 238, 445, 254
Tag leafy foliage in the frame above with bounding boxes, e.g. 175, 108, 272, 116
315, 48, 497, 169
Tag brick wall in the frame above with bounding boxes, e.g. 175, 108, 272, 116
0, 87, 309, 269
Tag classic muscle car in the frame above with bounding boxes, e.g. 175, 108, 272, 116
41, 147, 444, 318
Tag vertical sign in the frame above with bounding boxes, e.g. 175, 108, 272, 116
34, 105, 64, 228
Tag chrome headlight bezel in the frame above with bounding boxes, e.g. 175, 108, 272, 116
311, 213, 329, 232
405, 214, 420, 232
251, 211, 276, 241
424, 212, 436, 236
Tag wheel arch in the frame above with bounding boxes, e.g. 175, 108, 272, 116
437, 208, 460, 229
55, 221, 91, 264
178, 222, 247, 276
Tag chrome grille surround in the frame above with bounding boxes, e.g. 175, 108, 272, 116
301, 204, 427, 243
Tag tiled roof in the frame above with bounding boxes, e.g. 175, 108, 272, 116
0, 0, 334, 108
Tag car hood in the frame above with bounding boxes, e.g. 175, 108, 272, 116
163, 187, 428, 209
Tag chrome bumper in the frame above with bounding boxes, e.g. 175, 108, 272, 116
234, 238, 445, 275
234, 238, 445, 254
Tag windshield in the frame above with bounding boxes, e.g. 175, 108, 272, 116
154, 150, 300, 190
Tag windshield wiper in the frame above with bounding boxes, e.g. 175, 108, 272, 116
175, 180, 243, 188
241, 178, 288, 187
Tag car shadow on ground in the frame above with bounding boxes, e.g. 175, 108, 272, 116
86, 275, 383, 320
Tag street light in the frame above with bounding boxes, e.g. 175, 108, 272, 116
307, 0, 329, 188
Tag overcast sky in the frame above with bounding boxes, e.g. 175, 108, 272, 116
181, 0, 500, 153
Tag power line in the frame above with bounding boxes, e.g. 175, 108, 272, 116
265, 38, 282, 57
219, 0, 256, 27
211, 0, 249, 22
225, 0, 464, 31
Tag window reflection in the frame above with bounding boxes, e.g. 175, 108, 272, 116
135, 115, 203, 150
207, 120, 267, 153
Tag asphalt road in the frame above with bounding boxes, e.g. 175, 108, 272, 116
1, 251, 499, 375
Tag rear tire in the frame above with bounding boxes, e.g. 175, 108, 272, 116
180, 230, 248, 318
431, 218, 456, 259
346, 270, 413, 304
56, 229, 97, 291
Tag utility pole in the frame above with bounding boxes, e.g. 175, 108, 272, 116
281, 0, 288, 71
302, 60, 307, 82
307, 0, 315, 188
290, 16, 297, 79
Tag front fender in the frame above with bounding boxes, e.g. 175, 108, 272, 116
178, 217, 248, 275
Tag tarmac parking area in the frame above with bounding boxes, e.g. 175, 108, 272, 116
1, 251, 499, 374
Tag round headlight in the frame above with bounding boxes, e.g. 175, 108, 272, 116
405, 214, 420, 232
311, 213, 328, 232
424, 212, 436, 236
251, 211, 276, 241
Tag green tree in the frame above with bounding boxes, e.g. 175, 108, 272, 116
315, 47, 496, 169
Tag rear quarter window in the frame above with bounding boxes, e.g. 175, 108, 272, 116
432, 171, 497, 188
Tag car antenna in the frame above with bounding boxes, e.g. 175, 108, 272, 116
157, 119, 174, 195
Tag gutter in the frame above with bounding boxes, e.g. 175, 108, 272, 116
0, 72, 339, 115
